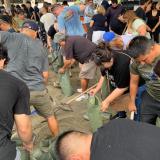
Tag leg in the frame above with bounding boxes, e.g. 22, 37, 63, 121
140, 91, 157, 125
79, 61, 97, 92
30, 90, 59, 136
81, 78, 89, 92
47, 116, 59, 136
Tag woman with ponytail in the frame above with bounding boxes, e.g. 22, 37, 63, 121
91, 42, 130, 118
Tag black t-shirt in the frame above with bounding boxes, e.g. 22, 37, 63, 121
48, 25, 57, 40
135, 7, 146, 21
26, 7, 34, 19
92, 14, 107, 31
147, 10, 160, 32
64, 36, 97, 64
107, 5, 125, 24
101, 52, 130, 88
91, 119, 160, 160
0, 70, 30, 160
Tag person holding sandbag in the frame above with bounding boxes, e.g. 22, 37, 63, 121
90, 42, 130, 118
54, 32, 97, 100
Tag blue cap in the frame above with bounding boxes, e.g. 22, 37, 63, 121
22, 20, 39, 31
103, 32, 115, 42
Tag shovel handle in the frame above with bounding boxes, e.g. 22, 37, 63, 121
130, 111, 134, 120
66, 83, 97, 105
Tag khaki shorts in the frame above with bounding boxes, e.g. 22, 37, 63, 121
79, 61, 97, 79
30, 89, 55, 118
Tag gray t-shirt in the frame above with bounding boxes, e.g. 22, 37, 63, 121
130, 57, 160, 102
0, 31, 49, 91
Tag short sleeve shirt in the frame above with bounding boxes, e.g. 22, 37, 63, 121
0, 70, 30, 160
130, 57, 160, 101
101, 52, 130, 88
0, 32, 49, 91
58, 5, 84, 36
91, 119, 160, 160
92, 14, 107, 31
64, 36, 96, 64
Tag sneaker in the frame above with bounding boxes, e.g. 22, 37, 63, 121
76, 94, 88, 101
77, 88, 82, 93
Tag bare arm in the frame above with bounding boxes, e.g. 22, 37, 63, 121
137, 24, 147, 36
42, 71, 49, 83
90, 76, 105, 95
152, 17, 160, 32
105, 87, 128, 103
14, 114, 33, 151
90, 20, 94, 28
128, 73, 140, 112
62, 59, 72, 70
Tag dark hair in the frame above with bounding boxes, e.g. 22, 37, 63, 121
0, 15, 12, 24
139, 0, 147, 5
0, 43, 9, 64
151, 2, 157, 10
111, 0, 118, 4
26, 1, 31, 4
93, 42, 113, 66
62, 0, 69, 6
154, 60, 160, 77
127, 36, 153, 59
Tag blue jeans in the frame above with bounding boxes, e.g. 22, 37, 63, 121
134, 85, 146, 121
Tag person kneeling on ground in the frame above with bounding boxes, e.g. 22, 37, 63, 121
56, 119, 160, 160
0, 43, 33, 160
90, 42, 130, 117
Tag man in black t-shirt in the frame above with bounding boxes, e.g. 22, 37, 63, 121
0, 43, 33, 160
26, 1, 36, 21
54, 32, 97, 92
135, 0, 148, 21
56, 119, 160, 160
106, 0, 126, 35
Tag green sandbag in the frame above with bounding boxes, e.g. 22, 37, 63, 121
101, 77, 110, 100
51, 47, 64, 73
87, 96, 103, 132
58, 71, 73, 97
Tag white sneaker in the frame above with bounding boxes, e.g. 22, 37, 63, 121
77, 88, 82, 93
76, 94, 88, 101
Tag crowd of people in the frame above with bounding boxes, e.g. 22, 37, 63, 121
0, 0, 160, 159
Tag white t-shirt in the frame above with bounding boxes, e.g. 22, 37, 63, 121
40, 13, 56, 32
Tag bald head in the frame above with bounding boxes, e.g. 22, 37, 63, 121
56, 131, 92, 160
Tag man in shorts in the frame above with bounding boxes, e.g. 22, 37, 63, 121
54, 32, 97, 94
0, 20, 59, 136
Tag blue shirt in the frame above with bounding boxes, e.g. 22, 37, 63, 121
84, 4, 94, 24
58, 5, 85, 36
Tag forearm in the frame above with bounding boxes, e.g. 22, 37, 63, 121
62, 59, 72, 70
105, 87, 128, 103
153, 22, 160, 31
129, 73, 139, 103
94, 76, 105, 93
42, 71, 49, 83
15, 115, 33, 144
130, 83, 138, 104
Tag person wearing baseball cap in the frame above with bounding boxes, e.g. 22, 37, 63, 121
21, 20, 39, 39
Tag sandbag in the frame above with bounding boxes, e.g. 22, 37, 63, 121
58, 70, 73, 97
87, 96, 103, 132
101, 77, 110, 100
51, 47, 64, 73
